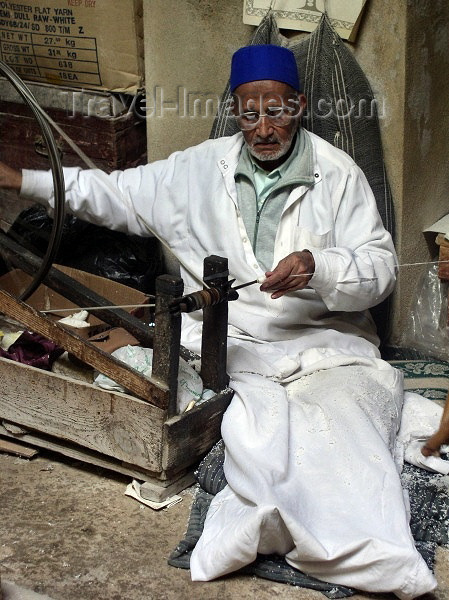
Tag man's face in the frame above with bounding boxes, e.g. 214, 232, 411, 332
232, 80, 306, 170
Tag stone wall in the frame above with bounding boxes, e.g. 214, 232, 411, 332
144, 0, 252, 160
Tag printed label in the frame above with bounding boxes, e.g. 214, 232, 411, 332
0, 1, 101, 86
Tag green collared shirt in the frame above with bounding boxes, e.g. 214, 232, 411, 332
234, 129, 314, 271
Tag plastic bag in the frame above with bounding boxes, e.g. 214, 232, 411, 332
94, 345, 204, 413
5, 204, 164, 293
402, 262, 449, 361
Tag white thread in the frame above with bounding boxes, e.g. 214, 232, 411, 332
38, 257, 448, 312
41, 303, 155, 314
289, 258, 449, 278
30, 94, 449, 288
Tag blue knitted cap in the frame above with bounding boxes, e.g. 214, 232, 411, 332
230, 44, 300, 92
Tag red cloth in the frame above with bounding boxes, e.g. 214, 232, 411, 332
0, 331, 64, 370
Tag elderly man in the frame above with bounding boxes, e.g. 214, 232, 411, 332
0, 45, 436, 597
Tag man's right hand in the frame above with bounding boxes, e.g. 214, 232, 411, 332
0, 162, 22, 190
260, 250, 315, 299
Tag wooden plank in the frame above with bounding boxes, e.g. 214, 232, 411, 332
0, 266, 148, 332
0, 356, 165, 471
2, 420, 28, 435
0, 232, 197, 364
0, 424, 196, 496
139, 472, 195, 502
0, 424, 164, 482
0, 287, 170, 409
0, 231, 156, 349
152, 275, 183, 417
0, 437, 38, 458
162, 388, 233, 475
200, 256, 230, 392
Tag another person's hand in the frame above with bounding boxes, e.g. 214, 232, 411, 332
421, 391, 449, 457
260, 250, 315, 299
0, 162, 22, 190
421, 426, 449, 457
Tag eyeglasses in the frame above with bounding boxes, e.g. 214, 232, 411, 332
234, 106, 299, 130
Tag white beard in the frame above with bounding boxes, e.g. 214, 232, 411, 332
247, 129, 296, 165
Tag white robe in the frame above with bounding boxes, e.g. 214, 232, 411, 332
189, 338, 437, 599
21, 130, 398, 347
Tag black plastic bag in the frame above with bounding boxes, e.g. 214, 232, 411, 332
5, 204, 164, 294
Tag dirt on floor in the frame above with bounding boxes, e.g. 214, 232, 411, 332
1, 448, 449, 600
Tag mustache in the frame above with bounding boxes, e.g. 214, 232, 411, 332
251, 134, 281, 144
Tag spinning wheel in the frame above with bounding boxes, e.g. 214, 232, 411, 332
0, 59, 66, 300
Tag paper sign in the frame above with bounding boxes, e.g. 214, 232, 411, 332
243, 0, 368, 42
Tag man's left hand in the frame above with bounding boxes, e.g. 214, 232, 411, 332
260, 251, 315, 299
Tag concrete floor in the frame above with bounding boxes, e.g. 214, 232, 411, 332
1, 449, 449, 600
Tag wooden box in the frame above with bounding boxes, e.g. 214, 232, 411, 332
0, 99, 146, 172
0, 81, 146, 232
0, 263, 233, 500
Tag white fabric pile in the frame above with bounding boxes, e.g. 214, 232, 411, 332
94, 345, 203, 413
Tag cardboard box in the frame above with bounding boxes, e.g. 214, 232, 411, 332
0, 79, 147, 232
0, 265, 149, 333
0, 0, 144, 93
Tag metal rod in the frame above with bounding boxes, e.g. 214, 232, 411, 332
41, 303, 155, 314
231, 279, 259, 291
